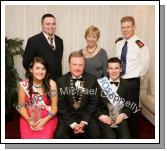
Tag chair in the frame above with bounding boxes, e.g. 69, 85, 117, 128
140, 76, 155, 125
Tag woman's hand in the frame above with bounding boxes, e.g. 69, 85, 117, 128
27, 118, 39, 131
32, 118, 48, 130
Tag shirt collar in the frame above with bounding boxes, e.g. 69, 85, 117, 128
42, 31, 54, 41
109, 78, 120, 82
125, 35, 137, 43
72, 75, 82, 79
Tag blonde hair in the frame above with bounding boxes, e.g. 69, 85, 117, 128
68, 50, 85, 63
121, 16, 135, 26
84, 25, 100, 39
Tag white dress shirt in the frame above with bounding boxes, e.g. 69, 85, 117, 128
109, 78, 120, 93
115, 35, 150, 79
70, 75, 88, 128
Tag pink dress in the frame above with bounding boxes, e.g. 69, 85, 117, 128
20, 95, 57, 139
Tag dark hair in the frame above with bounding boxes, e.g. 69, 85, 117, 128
25, 57, 51, 99
107, 57, 121, 67
121, 16, 135, 26
68, 50, 85, 63
41, 14, 55, 24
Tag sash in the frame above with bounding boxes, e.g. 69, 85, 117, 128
19, 79, 51, 111
97, 77, 124, 109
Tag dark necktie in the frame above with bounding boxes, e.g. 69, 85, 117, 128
120, 41, 128, 76
110, 82, 119, 86
48, 37, 56, 52
72, 77, 83, 82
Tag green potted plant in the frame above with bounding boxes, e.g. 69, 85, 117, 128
5, 37, 24, 116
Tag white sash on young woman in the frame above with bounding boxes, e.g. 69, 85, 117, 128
19, 79, 51, 111
97, 77, 124, 109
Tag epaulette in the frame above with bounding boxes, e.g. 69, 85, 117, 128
115, 37, 124, 44
135, 40, 145, 48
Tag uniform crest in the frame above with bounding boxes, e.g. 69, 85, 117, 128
115, 37, 124, 44
135, 40, 145, 48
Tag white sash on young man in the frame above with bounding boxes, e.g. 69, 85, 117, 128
97, 77, 124, 108
19, 79, 50, 111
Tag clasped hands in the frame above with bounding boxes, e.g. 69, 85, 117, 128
73, 122, 86, 134
27, 118, 47, 131
99, 113, 126, 126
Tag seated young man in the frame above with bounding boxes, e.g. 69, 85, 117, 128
96, 57, 133, 139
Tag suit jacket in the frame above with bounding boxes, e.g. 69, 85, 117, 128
96, 78, 133, 118
56, 72, 99, 126
23, 32, 63, 81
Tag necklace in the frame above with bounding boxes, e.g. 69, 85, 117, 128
86, 45, 97, 55
33, 84, 44, 88
70, 77, 84, 110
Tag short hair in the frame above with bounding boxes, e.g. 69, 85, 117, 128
107, 57, 121, 67
84, 25, 100, 39
41, 14, 55, 24
68, 50, 85, 63
121, 16, 135, 26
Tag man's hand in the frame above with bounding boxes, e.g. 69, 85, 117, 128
73, 122, 86, 134
99, 115, 114, 125
115, 113, 127, 125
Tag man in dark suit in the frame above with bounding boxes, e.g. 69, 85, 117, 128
96, 57, 133, 138
55, 51, 100, 139
23, 14, 63, 81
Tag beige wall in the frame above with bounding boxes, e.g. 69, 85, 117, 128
5, 5, 155, 95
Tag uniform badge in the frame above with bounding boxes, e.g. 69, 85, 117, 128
135, 40, 145, 48
115, 37, 124, 44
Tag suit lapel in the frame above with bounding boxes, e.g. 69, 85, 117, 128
79, 72, 88, 106
117, 78, 126, 99
66, 72, 72, 101
54, 35, 58, 51
39, 32, 52, 51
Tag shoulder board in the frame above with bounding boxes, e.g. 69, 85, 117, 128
135, 40, 145, 48
115, 37, 124, 44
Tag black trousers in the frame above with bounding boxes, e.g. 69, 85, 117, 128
125, 77, 140, 138
54, 118, 100, 139
98, 120, 131, 139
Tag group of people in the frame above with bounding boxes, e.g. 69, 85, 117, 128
16, 14, 150, 139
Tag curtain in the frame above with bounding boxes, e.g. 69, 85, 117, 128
5, 5, 155, 83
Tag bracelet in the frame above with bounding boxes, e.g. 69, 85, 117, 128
48, 111, 55, 117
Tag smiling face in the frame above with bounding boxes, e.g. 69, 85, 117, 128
107, 62, 122, 81
86, 32, 98, 47
41, 17, 56, 37
69, 57, 85, 78
30, 62, 46, 81
121, 21, 135, 40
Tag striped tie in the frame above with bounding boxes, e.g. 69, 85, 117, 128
48, 37, 56, 52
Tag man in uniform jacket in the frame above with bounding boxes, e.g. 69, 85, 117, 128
115, 16, 150, 137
